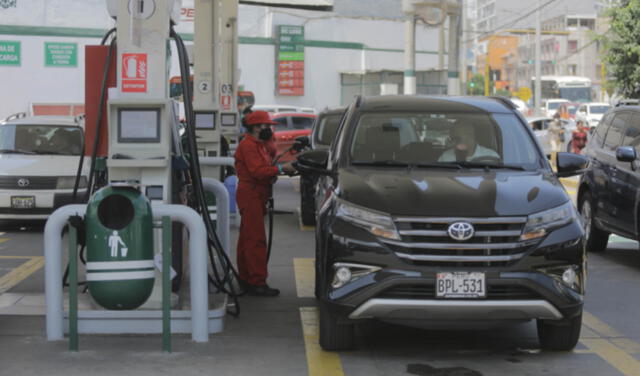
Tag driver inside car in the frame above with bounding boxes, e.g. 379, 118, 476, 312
438, 121, 499, 162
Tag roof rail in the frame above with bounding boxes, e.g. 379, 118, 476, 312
488, 96, 517, 110
2, 112, 27, 122
615, 99, 639, 107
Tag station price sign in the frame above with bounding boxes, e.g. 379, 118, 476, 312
45, 42, 77, 67
276, 25, 304, 96
0, 40, 20, 66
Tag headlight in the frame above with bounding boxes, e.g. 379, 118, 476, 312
521, 201, 578, 240
335, 199, 400, 240
57, 176, 87, 189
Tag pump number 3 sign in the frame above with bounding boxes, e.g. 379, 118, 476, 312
122, 53, 148, 93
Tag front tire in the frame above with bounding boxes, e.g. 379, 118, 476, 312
579, 192, 609, 253
537, 313, 582, 351
319, 303, 355, 351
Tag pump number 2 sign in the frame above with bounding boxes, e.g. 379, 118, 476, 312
122, 53, 147, 93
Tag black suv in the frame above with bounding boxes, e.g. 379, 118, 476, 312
579, 103, 640, 252
300, 107, 346, 225
297, 96, 589, 351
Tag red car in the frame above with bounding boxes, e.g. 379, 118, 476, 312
270, 112, 316, 163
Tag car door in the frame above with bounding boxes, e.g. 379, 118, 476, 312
610, 112, 640, 236
597, 111, 628, 226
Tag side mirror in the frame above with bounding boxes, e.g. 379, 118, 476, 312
556, 152, 589, 177
616, 146, 636, 163
296, 149, 331, 176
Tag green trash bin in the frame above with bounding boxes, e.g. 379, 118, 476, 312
85, 186, 155, 310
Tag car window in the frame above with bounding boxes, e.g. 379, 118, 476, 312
578, 106, 585, 113
272, 117, 289, 131
0, 124, 83, 155
603, 112, 629, 151
292, 116, 314, 130
622, 113, 640, 154
317, 114, 342, 145
548, 102, 562, 110
349, 112, 540, 168
592, 113, 612, 147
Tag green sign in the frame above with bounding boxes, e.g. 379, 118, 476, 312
45, 42, 77, 67
0, 41, 20, 66
278, 52, 305, 61
278, 25, 304, 36
278, 34, 305, 44
279, 43, 305, 53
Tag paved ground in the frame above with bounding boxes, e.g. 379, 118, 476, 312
1, 176, 640, 376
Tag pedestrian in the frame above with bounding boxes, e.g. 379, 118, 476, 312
571, 120, 589, 154
234, 110, 296, 296
548, 112, 564, 154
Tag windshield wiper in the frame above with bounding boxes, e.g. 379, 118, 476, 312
31, 150, 71, 155
412, 162, 464, 169
352, 160, 410, 167
0, 148, 36, 155
452, 161, 526, 171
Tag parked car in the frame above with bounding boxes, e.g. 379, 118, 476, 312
542, 99, 570, 118
526, 116, 576, 156
575, 102, 612, 130
0, 115, 89, 223
298, 95, 588, 351
579, 102, 640, 252
299, 107, 346, 226
270, 112, 317, 163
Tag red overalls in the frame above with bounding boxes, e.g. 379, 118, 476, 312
235, 134, 279, 286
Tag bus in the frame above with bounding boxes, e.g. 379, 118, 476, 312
531, 75, 592, 103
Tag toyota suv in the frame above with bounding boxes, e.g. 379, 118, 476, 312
0, 115, 88, 224
297, 95, 588, 351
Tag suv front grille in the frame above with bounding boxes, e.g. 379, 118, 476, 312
378, 284, 540, 300
0, 176, 58, 190
386, 216, 532, 267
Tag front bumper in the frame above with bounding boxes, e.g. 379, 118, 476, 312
319, 217, 585, 322
0, 190, 87, 220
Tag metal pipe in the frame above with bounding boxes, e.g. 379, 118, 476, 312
202, 178, 230, 254
199, 156, 235, 167
534, 0, 542, 116
404, 15, 416, 95
152, 204, 209, 343
44, 204, 87, 341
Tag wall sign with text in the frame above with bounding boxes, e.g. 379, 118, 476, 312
276, 25, 304, 96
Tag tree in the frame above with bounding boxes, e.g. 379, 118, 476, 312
468, 74, 485, 96
600, 0, 640, 98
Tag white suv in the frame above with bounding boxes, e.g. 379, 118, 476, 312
575, 102, 612, 129
0, 115, 89, 221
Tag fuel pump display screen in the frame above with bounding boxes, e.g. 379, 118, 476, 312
221, 113, 237, 127
195, 112, 216, 130
118, 108, 160, 143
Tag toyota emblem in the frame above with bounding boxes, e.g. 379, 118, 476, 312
447, 222, 474, 241
17, 178, 30, 188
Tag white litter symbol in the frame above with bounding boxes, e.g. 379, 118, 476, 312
108, 231, 128, 257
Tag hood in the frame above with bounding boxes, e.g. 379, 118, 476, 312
338, 167, 569, 217
589, 113, 603, 121
0, 155, 85, 176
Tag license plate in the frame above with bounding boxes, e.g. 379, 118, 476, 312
436, 272, 486, 298
11, 196, 35, 209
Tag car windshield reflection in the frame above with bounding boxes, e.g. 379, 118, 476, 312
0, 124, 83, 156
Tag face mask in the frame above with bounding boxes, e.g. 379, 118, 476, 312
259, 127, 273, 141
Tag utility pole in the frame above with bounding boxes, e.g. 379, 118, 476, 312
461, 0, 467, 94
404, 15, 417, 95
534, 0, 542, 116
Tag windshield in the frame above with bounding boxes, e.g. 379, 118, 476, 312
317, 114, 342, 145
349, 112, 541, 170
0, 124, 83, 155
559, 87, 591, 103
590, 105, 610, 114
548, 102, 564, 110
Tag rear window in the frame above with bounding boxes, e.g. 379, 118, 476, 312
349, 112, 540, 169
589, 105, 611, 114
272, 117, 288, 131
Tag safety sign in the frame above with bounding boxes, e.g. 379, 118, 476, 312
45, 42, 77, 67
122, 52, 148, 93
0, 40, 20, 66
108, 231, 129, 258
